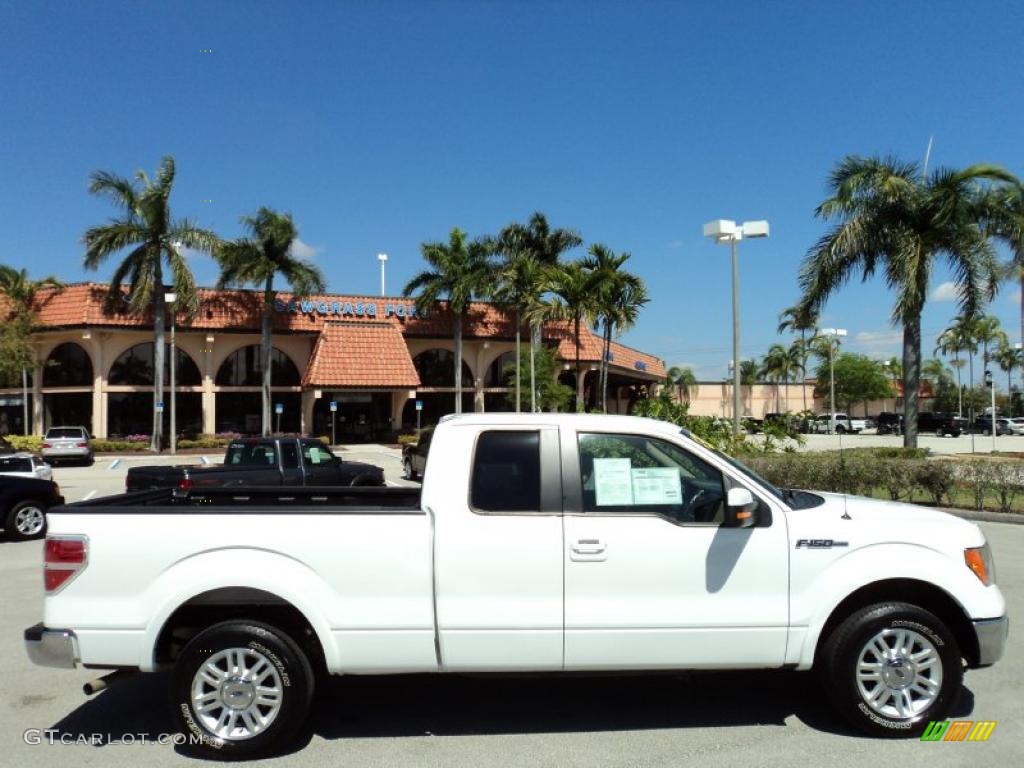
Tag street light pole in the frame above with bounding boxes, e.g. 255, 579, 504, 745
818, 328, 847, 434
703, 219, 769, 437
985, 369, 996, 452
164, 291, 177, 455
378, 253, 388, 296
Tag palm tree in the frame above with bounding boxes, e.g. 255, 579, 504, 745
216, 207, 325, 434
547, 260, 601, 410
404, 228, 491, 415
797, 155, 1017, 447
760, 344, 800, 412
921, 357, 948, 383
665, 366, 698, 404
0, 268, 64, 423
778, 304, 819, 410
493, 213, 582, 412
585, 244, 648, 412
935, 323, 970, 417
993, 340, 1021, 393
83, 156, 219, 451
938, 315, 981, 421
973, 314, 1007, 368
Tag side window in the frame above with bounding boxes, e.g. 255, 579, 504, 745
471, 430, 540, 513
281, 442, 299, 470
301, 441, 334, 466
578, 433, 726, 524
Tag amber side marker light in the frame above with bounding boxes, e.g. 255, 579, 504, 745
964, 546, 992, 586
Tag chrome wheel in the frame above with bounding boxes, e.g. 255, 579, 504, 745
15, 505, 45, 536
855, 627, 943, 719
190, 647, 284, 741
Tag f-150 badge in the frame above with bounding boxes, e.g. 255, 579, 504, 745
795, 539, 849, 549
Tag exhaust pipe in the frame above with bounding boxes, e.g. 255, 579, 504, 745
83, 669, 135, 695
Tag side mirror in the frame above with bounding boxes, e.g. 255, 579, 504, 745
724, 487, 756, 528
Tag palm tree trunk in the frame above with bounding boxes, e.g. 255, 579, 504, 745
262, 277, 274, 436
574, 313, 582, 412
454, 312, 463, 415
532, 321, 540, 411
152, 264, 165, 453
514, 309, 521, 413
955, 353, 962, 416
902, 317, 921, 449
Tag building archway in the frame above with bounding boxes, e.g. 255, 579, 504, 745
412, 348, 473, 387
216, 345, 301, 386
43, 343, 93, 387
108, 342, 201, 386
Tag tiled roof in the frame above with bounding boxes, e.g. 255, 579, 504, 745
20, 283, 665, 380
302, 322, 420, 388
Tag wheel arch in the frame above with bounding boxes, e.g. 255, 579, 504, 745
153, 586, 328, 676
811, 578, 979, 668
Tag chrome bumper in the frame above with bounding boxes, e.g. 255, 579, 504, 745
972, 615, 1008, 667
24, 623, 79, 669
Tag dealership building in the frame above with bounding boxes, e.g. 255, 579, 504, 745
0, 284, 665, 441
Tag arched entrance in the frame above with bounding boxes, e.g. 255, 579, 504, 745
42, 343, 93, 433
107, 342, 203, 437
214, 345, 301, 434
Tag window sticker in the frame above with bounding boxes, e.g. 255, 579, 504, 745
593, 458, 634, 506
631, 467, 682, 505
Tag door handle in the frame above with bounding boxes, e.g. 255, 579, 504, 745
571, 538, 606, 555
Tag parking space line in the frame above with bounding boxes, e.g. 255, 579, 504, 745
83, 490, 97, 500
109, 459, 121, 470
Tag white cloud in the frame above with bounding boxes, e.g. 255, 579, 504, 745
290, 238, 321, 259
849, 329, 902, 358
1007, 288, 1021, 306
930, 281, 958, 302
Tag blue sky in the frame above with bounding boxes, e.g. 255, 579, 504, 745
2, 0, 1023, 379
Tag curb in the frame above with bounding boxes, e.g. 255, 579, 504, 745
939, 507, 1024, 525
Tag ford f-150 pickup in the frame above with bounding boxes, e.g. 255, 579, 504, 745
25, 414, 1007, 758
125, 437, 384, 491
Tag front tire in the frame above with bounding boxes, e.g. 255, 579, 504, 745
5, 500, 47, 541
170, 621, 314, 759
819, 602, 962, 737
402, 457, 417, 481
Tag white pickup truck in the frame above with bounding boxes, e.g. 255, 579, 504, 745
25, 414, 1006, 758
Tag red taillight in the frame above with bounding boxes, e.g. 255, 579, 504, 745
44, 535, 87, 593
177, 478, 193, 490
76, 442, 87, 448
42, 442, 52, 449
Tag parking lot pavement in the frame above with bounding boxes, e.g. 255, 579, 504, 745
2, 520, 1019, 767
798, 432, 1024, 455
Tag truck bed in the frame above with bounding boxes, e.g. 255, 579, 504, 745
62, 485, 422, 512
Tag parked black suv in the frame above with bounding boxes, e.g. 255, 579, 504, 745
918, 412, 965, 437
1, 475, 64, 541
875, 412, 904, 434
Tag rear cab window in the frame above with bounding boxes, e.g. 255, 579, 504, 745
225, 442, 279, 466
471, 431, 541, 512
45, 427, 86, 439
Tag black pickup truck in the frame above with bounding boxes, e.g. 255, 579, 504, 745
126, 437, 385, 492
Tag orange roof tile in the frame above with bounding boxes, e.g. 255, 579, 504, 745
302, 322, 420, 388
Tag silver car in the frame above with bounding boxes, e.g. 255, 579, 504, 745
0, 453, 53, 481
41, 426, 93, 465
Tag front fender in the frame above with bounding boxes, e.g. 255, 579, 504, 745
140, 547, 338, 672
788, 542, 1004, 669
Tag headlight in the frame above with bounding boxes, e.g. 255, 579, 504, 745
964, 543, 995, 586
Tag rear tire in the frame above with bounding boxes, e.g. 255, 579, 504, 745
819, 602, 962, 737
170, 620, 314, 759
4, 500, 47, 541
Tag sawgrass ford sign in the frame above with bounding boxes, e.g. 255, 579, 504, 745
274, 298, 421, 319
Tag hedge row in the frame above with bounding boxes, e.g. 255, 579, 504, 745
745, 453, 1024, 514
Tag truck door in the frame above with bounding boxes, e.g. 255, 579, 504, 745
300, 439, 340, 485
429, 426, 564, 671
280, 441, 303, 485
561, 429, 789, 670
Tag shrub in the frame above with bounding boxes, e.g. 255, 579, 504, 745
91, 439, 150, 453
913, 460, 957, 506
5, 435, 42, 452
397, 433, 419, 446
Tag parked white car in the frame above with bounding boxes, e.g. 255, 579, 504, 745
807, 412, 867, 434
0, 453, 53, 481
25, 414, 1006, 758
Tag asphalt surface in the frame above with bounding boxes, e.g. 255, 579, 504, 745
2, 442, 1021, 766
798, 431, 1024, 455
